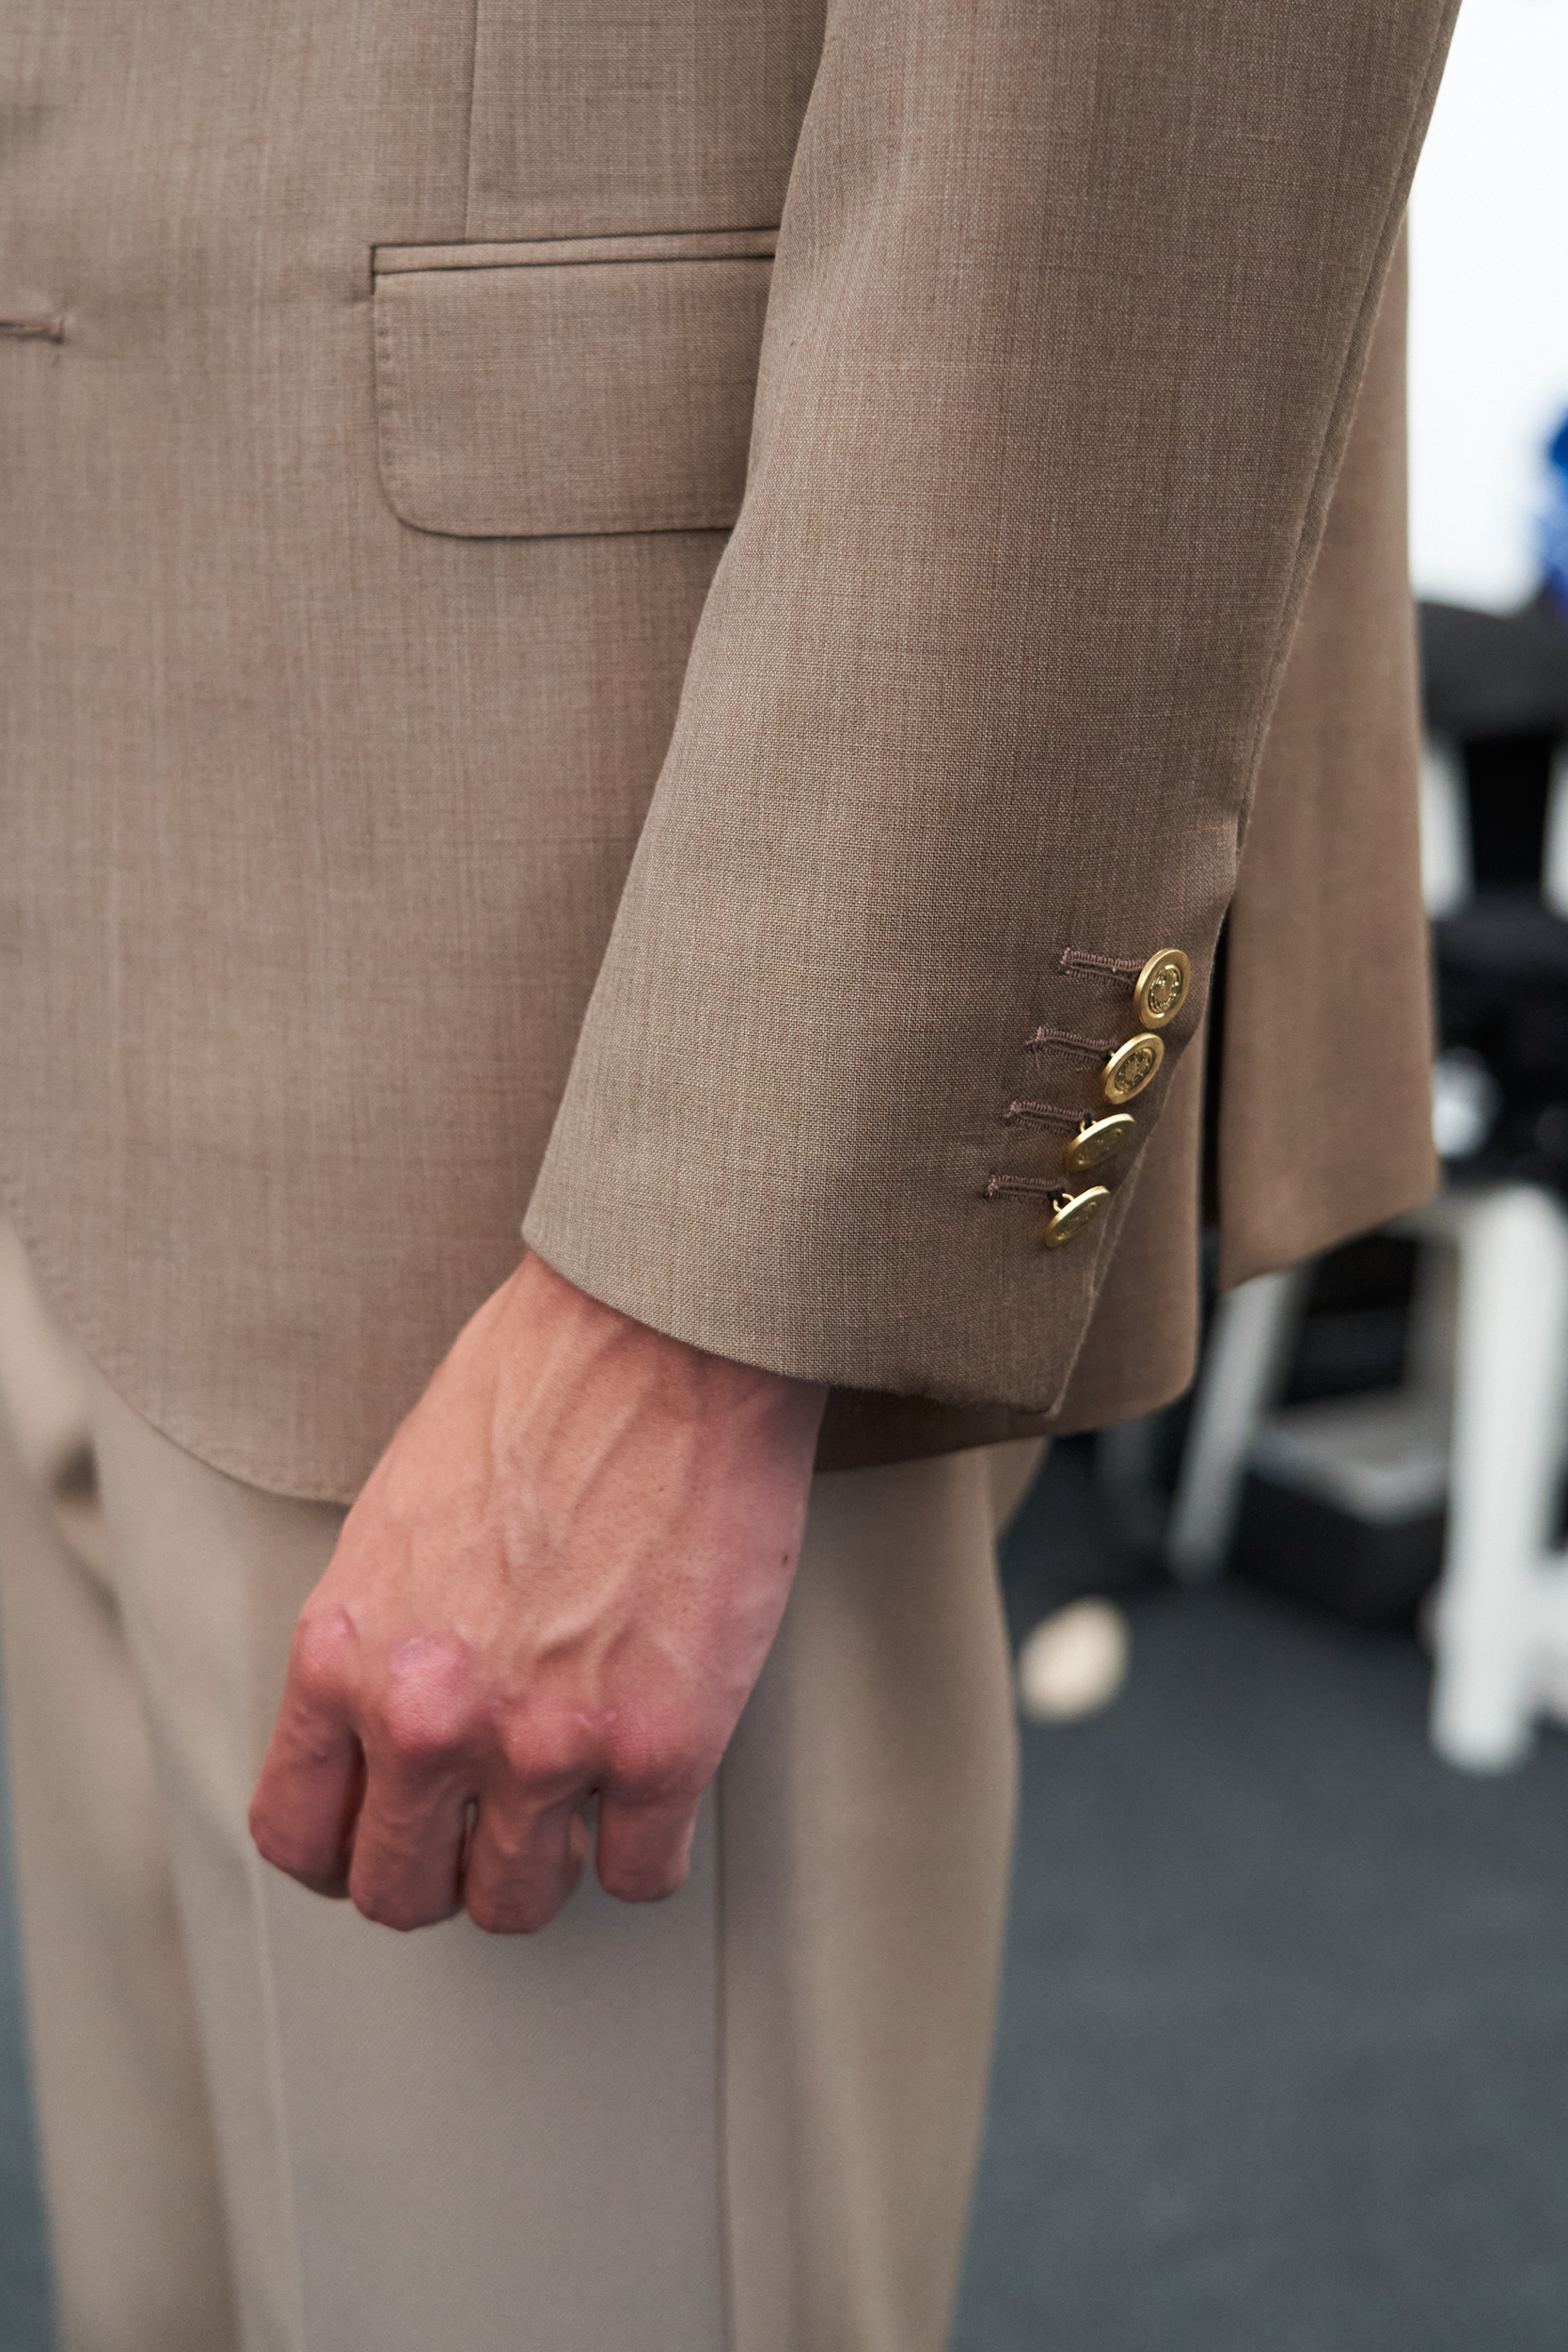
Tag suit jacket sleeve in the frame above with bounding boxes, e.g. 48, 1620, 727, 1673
522, 0, 1459, 1413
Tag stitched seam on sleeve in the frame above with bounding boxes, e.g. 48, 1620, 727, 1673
372, 292, 412, 523
1233, 1, 1460, 848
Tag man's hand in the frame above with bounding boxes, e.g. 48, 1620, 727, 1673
248, 1254, 826, 1933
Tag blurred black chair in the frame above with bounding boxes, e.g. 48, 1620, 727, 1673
1158, 594, 1568, 1772
1424, 595, 1568, 1189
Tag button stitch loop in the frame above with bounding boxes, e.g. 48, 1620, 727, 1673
1041, 1187, 1111, 1248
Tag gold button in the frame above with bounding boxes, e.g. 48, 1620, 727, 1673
1133, 947, 1191, 1030
1041, 1186, 1111, 1249
1101, 1031, 1164, 1104
1062, 1112, 1136, 1174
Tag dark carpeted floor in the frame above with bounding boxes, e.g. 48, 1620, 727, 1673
3, 1440, 1567, 2349
955, 1444, 1568, 2352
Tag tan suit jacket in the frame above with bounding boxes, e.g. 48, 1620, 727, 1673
1, 0, 1455, 1502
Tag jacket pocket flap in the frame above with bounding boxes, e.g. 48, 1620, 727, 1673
372, 231, 776, 539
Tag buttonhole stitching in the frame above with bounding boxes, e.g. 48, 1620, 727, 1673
1026, 1025, 1117, 1059
1003, 1100, 1080, 1129
985, 1174, 1077, 1201
1059, 949, 1141, 984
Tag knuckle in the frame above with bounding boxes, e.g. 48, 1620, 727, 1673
604, 1725, 705, 1809
375, 1675, 475, 1772
468, 1812, 531, 1876
378, 1718, 465, 1773
610, 1767, 684, 1813
289, 1605, 356, 1708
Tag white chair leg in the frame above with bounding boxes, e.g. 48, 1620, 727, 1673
1402, 1229, 1459, 1405
1165, 1264, 1311, 1583
1431, 1185, 1568, 1772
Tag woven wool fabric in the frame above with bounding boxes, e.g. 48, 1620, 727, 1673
1, 0, 1455, 1501
1219, 235, 1437, 1289
524, 1, 1456, 1427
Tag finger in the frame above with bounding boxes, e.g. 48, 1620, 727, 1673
249, 1682, 366, 1899
594, 1789, 702, 1905
344, 1755, 472, 1931
462, 1793, 590, 1935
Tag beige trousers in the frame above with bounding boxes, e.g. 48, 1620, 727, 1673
0, 1227, 1033, 2352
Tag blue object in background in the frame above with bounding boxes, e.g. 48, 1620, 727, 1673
0, 1628, 55, 2352
1541, 408, 1568, 620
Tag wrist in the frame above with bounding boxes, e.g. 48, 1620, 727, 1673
518, 1249, 827, 1450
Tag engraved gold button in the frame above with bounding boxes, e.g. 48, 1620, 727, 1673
1041, 1186, 1111, 1249
1062, 1111, 1136, 1174
1101, 1031, 1164, 1104
1133, 947, 1191, 1030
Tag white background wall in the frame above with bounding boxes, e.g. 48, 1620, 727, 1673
1408, 0, 1568, 610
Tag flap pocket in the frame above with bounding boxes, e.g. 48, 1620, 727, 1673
372, 230, 777, 539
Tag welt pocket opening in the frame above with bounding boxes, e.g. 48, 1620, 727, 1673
371, 229, 778, 540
